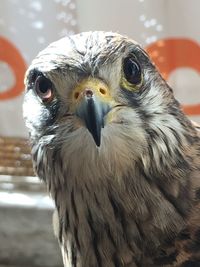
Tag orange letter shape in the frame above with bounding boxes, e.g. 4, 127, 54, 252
0, 36, 26, 100
146, 38, 200, 115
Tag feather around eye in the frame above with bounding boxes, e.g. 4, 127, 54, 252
34, 75, 54, 103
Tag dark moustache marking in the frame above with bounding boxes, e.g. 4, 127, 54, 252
195, 188, 200, 200
71, 242, 77, 267
87, 208, 102, 267
153, 251, 178, 265
180, 260, 200, 267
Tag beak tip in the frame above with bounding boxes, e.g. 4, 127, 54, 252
90, 131, 101, 147
95, 140, 101, 147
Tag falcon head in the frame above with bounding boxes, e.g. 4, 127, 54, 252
23, 31, 195, 180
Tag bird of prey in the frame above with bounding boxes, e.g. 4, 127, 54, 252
23, 32, 200, 267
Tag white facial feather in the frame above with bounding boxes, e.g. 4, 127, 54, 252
23, 90, 50, 135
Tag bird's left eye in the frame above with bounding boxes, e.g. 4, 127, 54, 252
123, 56, 142, 85
34, 75, 54, 102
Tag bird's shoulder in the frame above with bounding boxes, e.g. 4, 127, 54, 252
174, 119, 200, 266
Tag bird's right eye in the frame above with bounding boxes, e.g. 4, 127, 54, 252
34, 75, 54, 103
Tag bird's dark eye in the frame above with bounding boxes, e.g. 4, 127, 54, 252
123, 56, 142, 85
34, 75, 54, 102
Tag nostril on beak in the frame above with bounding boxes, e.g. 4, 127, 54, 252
99, 88, 106, 95
84, 89, 93, 98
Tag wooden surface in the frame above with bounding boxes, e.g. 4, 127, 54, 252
0, 136, 34, 177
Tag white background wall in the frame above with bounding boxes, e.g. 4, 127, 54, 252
77, 0, 200, 43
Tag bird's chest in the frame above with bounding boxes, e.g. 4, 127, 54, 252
50, 140, 186, 266
55, 171, 184, 267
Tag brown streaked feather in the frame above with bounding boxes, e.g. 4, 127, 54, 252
174, 203, 200, 266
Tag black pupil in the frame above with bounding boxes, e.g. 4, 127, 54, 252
36, 76, 52, 94
123, 57, 141, 85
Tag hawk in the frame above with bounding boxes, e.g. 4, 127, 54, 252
23, 32, 200, 267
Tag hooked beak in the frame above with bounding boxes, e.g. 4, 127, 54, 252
72, 78, 113, 146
